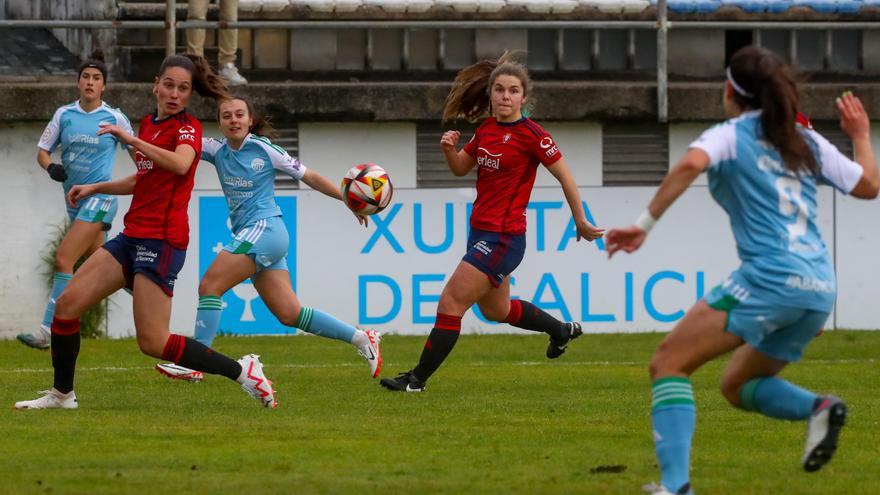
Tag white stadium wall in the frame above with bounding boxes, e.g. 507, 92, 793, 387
2, 122, 880, 339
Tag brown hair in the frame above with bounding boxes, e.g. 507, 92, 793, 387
158, 54, 230, 102
442, 51, 532, 123
728, 46, 817, 175
78, 48, 107, 81
219, 96, 279, 141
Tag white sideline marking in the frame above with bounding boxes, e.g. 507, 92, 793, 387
6, 357, 876, 374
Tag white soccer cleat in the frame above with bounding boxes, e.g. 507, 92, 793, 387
156, 363, 204, 382
15, 389, 78, 410
642, 481, 692, 495
803, 395, 847, 472
237, 354, 276, 409
219, 63, 247, 86
16, 326, 51, 350
358, 329, 383, 378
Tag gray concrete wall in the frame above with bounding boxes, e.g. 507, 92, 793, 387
6, 0, 117, 64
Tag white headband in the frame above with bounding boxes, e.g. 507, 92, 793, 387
726, 67, 754, 99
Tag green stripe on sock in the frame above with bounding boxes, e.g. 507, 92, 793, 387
54, 272, 73, 281
232, 241, 254, 255
296, 307, 314, 331
198, 295, 223, 310
739, 378, 765, 412
652, 377, 695, 410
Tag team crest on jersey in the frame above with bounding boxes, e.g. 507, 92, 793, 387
503, 133, 511, 143
251, 158, 265, 172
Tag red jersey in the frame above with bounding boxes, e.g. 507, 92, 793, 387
463, 117, 562, 234
123, 110, 202, 248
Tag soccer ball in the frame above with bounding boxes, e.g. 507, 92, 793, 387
341, 163, 393, 215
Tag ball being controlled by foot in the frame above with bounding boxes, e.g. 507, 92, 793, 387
341, 163, 393, 215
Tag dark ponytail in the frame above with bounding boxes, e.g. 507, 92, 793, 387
78, 48, 107, 81
158, 54, 230, 102
442, 51, 532, 123
728, 46, 817, 175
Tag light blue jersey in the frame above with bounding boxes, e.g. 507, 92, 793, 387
691, 110, 863, 312
39, 101, 132, 195
201, 134, 307, 232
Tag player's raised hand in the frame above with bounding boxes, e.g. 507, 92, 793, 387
837, 91, 870, 141
440, 130, 461, 152
605, 226, 647, 258
355, 212, 369, 228
97, 122, 135, 146
575, 220, 605, 242
67, 184, 96, 207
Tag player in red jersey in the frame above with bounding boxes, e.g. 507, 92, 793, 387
381, 53, 605, 392
15, 55, 277, 411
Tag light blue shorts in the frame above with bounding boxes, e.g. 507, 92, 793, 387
223, 216, 289, 273
705, 273, 830, 363
67, 194, 117, 228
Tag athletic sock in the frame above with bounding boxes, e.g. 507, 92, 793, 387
295, 307, 356, 343
652, 377, 696, 494
193, 295, 223, 347
41, 272, 72, 330
412, 313, 461, 382
504, 300, 566, 340
739, 377, 817, 420
51, 317, 81, 394
162, 334, 241, 381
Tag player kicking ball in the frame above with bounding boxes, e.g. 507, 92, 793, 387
156, 96, 381, 383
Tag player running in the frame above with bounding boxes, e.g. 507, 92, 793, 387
17, 49, 133, 349
15, 54, 277, 410
380, 52, 604, 392
155, 96, 381, 383
605, 46, 879, 494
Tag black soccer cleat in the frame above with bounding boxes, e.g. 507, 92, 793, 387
546, 321, 582, 359
802, 395, 847, 472
380, 370, 426, 392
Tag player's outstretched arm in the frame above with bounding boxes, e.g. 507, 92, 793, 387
301, 169, 369, 227
301, 169, 343, 201
546, 157, 604, 242
67, 174, 137, 207
838, 92, 879, 199
606, 148, 708, 258
440, 130, 476, 176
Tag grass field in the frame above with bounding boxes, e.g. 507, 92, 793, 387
1, 331, 878, 494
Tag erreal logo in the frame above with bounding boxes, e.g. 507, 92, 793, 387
477, 148, 502, 169
251, 158, 265, 172
135, 150, 154, 171
503, 133, 511, 143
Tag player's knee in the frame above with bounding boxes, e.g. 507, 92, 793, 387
54, 250, 75, 272
277, 307, 301, 328
719, 377, 744, 409
198, 278, 221, 297
136, 333, 165, 359
479, 304, 507, 322
54, 289, 82, 319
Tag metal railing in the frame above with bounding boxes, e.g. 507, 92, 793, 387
1, 0, 878, 122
